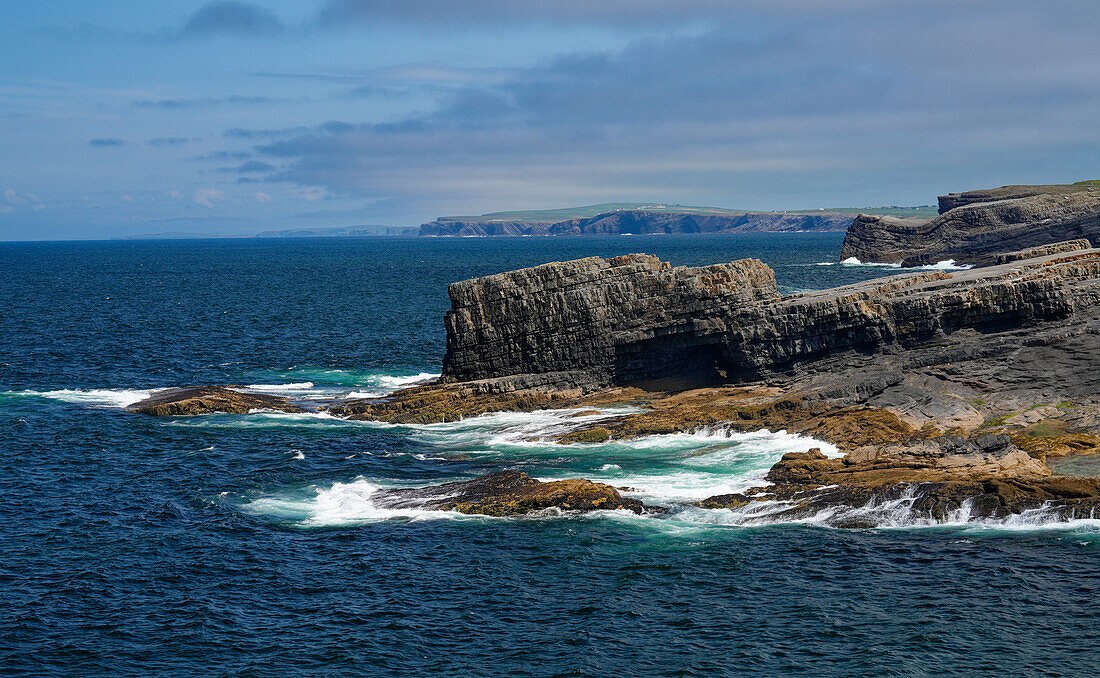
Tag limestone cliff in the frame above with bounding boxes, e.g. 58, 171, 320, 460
420, 210, 852, 237
842, 187, 1100, 266
441, 247, 1100, 394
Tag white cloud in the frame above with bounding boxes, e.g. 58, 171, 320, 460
292, 186, 331, 201
120, 194, 134, 203
253, 190, 273, 203
193, 188, 225, 207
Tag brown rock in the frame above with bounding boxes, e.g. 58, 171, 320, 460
372, 470, 649, 516
126, 386, 303, 416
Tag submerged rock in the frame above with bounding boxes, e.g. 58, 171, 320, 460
126, 386, 303, 416
372, 470, 648, 516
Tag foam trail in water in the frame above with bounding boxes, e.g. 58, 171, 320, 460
244, 382, 315, 392
816, 257, 972, 271
7, 388, 160, 408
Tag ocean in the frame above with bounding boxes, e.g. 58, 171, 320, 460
3, 234, 1098, 676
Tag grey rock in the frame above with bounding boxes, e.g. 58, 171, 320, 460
440, 248, 1100, 402
841, 191, 1100, 266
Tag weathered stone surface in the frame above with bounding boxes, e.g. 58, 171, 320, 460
937, 180, 1100, 214
993, 239, 1093, 263
372, 470, 648, 516
441, 248, 1100, 394
126, 386, 304, 416
546, 210, 852, 235
442, 253, 779, 389
420, 210, 853, 237
698, 440, 1100, 525
419, 219, 554, 236
841, 190, 1100, 266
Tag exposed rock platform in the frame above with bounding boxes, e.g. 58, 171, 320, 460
126, 386, 303, 416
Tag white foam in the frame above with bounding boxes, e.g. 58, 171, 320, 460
243, 382, 315, 392
371, 372, 441, 389
344, 390, 386, 399
838, 256, 903, 268
238, 478, 466, 527
165, 410, 395, 429
10, 388, 159, 408
918, 259, 973, 271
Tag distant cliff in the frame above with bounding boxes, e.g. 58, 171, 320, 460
420, 210, 853, 237
842, 182, 1100, 266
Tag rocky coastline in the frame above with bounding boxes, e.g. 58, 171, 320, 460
842, 181, 1100, 266
420, 209, 853, 237
125, 182, 1100, 522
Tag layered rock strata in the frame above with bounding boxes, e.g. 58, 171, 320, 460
842, 189, 1100, 266
441, 248, 1100, 394
420, 210, 853, 237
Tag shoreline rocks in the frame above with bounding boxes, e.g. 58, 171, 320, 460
841, 184, 1100, 266
126, 386, 303, 416
372, 470, 649, 516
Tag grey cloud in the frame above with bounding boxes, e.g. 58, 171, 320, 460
193, 150, 252, 161
181, 2, 284, 37
134, 95, 283, 109
147, 137, 199, 147
89, 138, 125, 147
220, 160, 276, 174
254, 3, 1100, 219
314, 0, 891, 26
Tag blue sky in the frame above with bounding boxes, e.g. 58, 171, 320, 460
1, 1, 1098, 240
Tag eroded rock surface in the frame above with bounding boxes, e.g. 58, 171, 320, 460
698, 439, 1100, 526
842, 189, 1100, 266
372, 470, 648, 516
441, 248, 1100, 396
126, 386, 303, 416
419, 210, 853, 237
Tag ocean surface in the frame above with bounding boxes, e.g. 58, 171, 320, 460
2, 234, 1098, 676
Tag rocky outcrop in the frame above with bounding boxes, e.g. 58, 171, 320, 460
697, 440, 1100, 526
441, 247, 1100, 393
418, 219, 554, 236
547, 210, 852, 235
841, 189, 1100, 266
126, 386, 303, 416
938, 180, 1100, 214
419, 210, 853, 237
371, 470, 647, 516
442, 253, 780, 389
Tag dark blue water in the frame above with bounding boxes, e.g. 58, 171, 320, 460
3, 235, 1098, 676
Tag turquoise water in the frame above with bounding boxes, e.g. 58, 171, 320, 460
2, 235, 1098, 676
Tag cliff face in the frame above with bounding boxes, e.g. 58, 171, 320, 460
442, 253, 779, 389
420, 210, 852, 236
418, 219, 554, 236
441, 246, 1100, 392
547, 210, 852, 235
841, 192, 1100, 266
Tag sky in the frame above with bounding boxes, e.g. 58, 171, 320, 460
1, 1, 1098, 240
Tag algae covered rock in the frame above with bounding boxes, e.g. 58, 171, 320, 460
126, 386, 303, 416
372, 470, 647, 516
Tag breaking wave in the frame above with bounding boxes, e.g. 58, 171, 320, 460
4, 388, 161, 408
235, 478, 467, 527
815, 257, 973, 271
